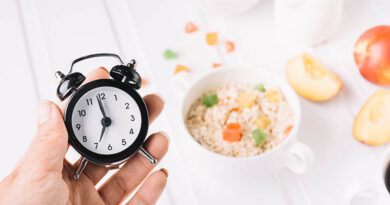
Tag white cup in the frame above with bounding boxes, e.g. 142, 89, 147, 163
347, 147, 390, 205
173, 66, 314, 203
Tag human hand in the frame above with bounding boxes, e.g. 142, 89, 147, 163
0, 67, 169, 205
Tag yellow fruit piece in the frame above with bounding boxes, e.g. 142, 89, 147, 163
206, 32, 218, 46
266, 90, 280, 103
173, 64, 190, 75
286, 53, 343, 102
353, 90, 390, 146
236, 92, 256, 108
254, 115, 271, 129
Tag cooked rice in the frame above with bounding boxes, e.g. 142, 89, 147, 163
185, 82, 294, 157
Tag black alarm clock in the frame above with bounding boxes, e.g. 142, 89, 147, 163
55, 53, 156, 180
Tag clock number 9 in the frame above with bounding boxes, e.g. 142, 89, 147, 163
108, 144, 112, 150
76, 124, 81, 130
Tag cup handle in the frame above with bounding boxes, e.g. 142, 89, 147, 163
283, 141, 314, 174
172, 72, 192, 98
275, 141, 314, 205
345, 179, 377, 205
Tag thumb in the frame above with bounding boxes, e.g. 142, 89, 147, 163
23, 100, 68, 172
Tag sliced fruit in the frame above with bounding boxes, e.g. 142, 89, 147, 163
206, 32, 218, 46
223, 123, 242, 142
236, 92, 256, 108
173, 64, 190, 75
185, 22, 198, 33
353, 90, 390, 146
254, 115, 271, 129
286, 53, 343, 102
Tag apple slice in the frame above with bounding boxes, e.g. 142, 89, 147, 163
353, 90, 390, 146
286, 53, 343, 102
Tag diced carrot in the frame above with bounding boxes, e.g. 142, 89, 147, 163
206, 32, 218, 46
174, 64, 190, 75
212, 63, 222, 68
222, 123, 242, 142
185, 22, 198, 33
284, 125, 294, 135
231, 107, 239, 112
141, 78, 149, 87
226, 96, 231, 100
225, 41, 235, 53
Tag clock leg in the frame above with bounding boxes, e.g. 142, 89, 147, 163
73, 157, 88, 180
139, 147, 157, 164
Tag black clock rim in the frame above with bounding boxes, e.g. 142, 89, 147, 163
64, 79, 149, 164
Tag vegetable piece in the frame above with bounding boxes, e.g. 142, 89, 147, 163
206, 32, 218, 46
236, 92, 256, 108
222, 123, 242, 142
141, 78, 148, 87
185, 22, 198, 33
283, 125, 293, 136
266, 90, 280, 103
225, 41, 235, 53
254, 115, 271, 129
252, 128, 267, 146
173, 64, 190, 75
203, 94, 218, 107
354, 25, 390, 85
213, 63, 222, 68
353, 90, 390, 146
255, 83, 266, 92
286, 53, 342, 101
163, 49, 177, 59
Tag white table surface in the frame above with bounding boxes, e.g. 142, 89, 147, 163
1, 0, 390, 204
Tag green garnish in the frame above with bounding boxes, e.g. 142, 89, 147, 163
203, 94, 218, 107
163, 49, 177, 59
252, 128, 267, 146
255, 83, 266, 92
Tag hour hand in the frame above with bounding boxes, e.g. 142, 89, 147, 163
96, 96, 107, 118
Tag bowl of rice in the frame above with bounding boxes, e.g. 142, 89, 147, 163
175, 66, 313, 202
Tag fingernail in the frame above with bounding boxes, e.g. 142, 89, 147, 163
160, 168, 169, 177
158, 131, 170, 143
153, 93, 166, 105
37, 100, 52, 125
99, 67, 109, 73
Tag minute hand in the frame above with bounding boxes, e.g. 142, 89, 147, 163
97, 96, 107, 118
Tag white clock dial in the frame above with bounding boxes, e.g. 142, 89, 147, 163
71, 86, 142, 155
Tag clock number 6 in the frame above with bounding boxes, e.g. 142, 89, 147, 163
108, 144, 112, 150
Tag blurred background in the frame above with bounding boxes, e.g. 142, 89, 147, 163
1, 0, 390, 204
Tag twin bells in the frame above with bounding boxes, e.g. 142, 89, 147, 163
55, 53, 141, 101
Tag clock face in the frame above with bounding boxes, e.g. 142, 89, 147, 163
71, 86, 142, 155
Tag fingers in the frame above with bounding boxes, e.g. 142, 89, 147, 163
126, 169, 168, 205
23, 101, 68, 172
80, 94, 165, 185
98, 132, 169, 205
143, 94, 165, 123
58, 67, 110, 112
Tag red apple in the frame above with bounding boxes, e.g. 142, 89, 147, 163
354, 25, 390, 86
